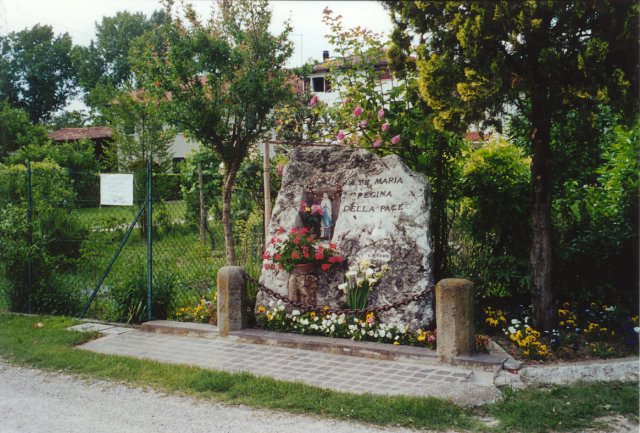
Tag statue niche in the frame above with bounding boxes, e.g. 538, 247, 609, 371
299, 187, 341, 241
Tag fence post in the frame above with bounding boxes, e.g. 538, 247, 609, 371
147, 158, 153, 321
198, 162, 207, 242
216, 266, 247, 336
436, 278, 475, 362
26, 160, 33, 314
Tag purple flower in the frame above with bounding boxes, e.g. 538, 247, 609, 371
373, 139, 382, 148
377, 108, 385, 121
353, 106, 363, 117
310, 95, 318, 107
336, 130, 346, 141
391, 134, 401, 144
358, 120, 368, 128
276, 163, 283, 177
381, 122, 390, 132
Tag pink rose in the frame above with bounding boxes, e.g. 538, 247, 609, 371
391, 134, 401, 144
310, 95, 318, 107
373, 139, 382, 148
358, 120, 368, 128
336, 130, 346, 141
353, 106, 363, 117
377, 108, 385, 121
381, 122, 390, 132
276, 163, 283, 177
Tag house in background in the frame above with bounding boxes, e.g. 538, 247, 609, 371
306, 50, 397, 106
48, 126, 199, 170
48, 126, 113, 160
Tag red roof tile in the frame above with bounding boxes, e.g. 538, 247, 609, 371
49, 127, 113, 141
464, 131, 484, 142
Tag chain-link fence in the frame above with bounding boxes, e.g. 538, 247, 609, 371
0, 161, 264, 323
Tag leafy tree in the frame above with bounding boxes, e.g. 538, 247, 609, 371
73, 11, 166, 95
0, 25, 76, 123
133, 0, 293, 264
0, 100, 49, 159
47, 110, 90, 130
454, 141, 532, 296
383, 1, 639, 329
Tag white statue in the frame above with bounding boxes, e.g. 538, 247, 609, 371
321, 192, 333, 239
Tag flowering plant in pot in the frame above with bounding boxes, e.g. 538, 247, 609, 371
338, 259, 389, 310
263, 227, 343, 273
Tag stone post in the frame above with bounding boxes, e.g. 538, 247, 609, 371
436, 278, 474, 362
217, 266, 247, 337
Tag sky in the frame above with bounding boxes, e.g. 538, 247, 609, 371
2, 0, 394, 68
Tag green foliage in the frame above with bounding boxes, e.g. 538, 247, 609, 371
0, 25, 76, 123
0, 161, 85, 314
453, 141, 531, 296
554, 120, 639, 301
8, 139, 100, 206
110, 265, 175, 323
72, 10, 166, 102
0, 100, 49, 159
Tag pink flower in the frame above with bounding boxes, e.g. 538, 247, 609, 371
391, 134, 401, 144
329, 242, 337, 250
336, 130, 346, 141
321, 263, 331, 271
276, 163, 283, 177
381, 122, 390, 132
277, 227, 285, 234
373, 139, 382, 148
310, 204, 324, 215
358, 120, 368, 128
377, 108, 385, 121
291, 251, 300, 259
353, 106, 363, 117
310, 95, 318, 107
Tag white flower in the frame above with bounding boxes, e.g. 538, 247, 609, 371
330, 324, 335, 332
365, 268, 374, 277
379, 330, 386, 338
508, 326, 516, 334
292, 309, 300, 316
338, 283, 348, 292
511, 319, 520, 325
634, 327, 639, 334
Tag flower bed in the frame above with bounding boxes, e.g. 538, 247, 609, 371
482, 302, 639, 361
256, 300, 491, 353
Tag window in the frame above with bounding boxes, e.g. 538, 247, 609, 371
312, 77, 325, 92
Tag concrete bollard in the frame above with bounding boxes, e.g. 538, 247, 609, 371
436, 278, 474, 362
216, 266, 247, 337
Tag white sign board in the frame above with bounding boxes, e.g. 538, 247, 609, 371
100, 174, 134, 206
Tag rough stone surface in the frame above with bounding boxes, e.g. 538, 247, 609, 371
436, 278, 474, 361
257, 146, 433, 329
217, 266, 247, 336
519, 356, 639, 385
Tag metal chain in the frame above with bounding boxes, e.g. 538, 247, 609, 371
246, 275, 434, 316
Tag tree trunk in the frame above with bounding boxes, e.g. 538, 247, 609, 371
530, 98, 554, 331
222, 165, 238, 265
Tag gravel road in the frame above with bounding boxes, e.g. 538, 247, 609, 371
0, 360, 431, 433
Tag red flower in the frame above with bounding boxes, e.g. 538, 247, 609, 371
277, 264, 283, 270
277, 227, 285, 234
321, 263, 330, 271
269, 237, 276, 245
293, 237, 301, 245
315, 251, 324, 260
300, 227, 309, 234
333, 255, 344, 263
329, 242, 337, 250
302, 247, 309, 258
262, 252, 272, 260
275, 253, 282, 260
292, 251, 300, 259
263, 264, 270, 270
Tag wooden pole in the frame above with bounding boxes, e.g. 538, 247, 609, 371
263, 141, 271, 243
198, 162, 207, 242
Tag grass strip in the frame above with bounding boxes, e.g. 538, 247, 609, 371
0, 313, 477, 431
0, 313, 637, 433
488, 381, 639, 433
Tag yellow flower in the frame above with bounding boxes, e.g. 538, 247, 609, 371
267, 313, 273, 321
486, 317, 498, 327
417, 333, 426, 342
257, 305, 266, 314
393, 341, 400, 346
309, 311, 316, 319
558, 309, 568, 317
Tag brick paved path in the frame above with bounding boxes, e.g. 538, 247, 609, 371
74, 326, 502, 404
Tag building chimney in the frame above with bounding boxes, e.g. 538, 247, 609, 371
322, 50, 329, 61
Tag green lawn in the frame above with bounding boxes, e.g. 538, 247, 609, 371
0, 312, 637, 433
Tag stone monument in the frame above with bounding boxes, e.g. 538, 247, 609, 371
257, 146, 434, 329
